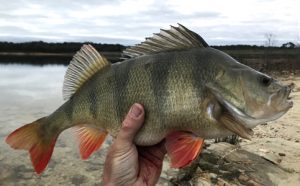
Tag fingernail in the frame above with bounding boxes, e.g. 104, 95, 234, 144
130, 104, 142, 118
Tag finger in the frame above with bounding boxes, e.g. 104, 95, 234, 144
138, 140, 167, 160
136, 141, 167, 186
115, 103, 144, 146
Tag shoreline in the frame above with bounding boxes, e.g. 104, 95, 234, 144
0, 52, 122, 65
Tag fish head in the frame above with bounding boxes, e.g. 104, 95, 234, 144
207, 49, 293, 130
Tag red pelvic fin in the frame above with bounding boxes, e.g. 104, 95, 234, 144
6, 117, 58, 174
165, 131, 204, 168
76, 126, 107, 159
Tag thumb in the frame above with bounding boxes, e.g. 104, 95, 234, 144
115, 103, 144, 146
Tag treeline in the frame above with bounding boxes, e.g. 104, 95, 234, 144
0, 41, 125, 53
0, 41, 298, 54
213, 43, 298, 50
0, 41, 298, 66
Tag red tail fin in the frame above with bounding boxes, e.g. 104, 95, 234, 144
6, 117, 57, 174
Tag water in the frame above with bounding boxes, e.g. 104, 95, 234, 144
0, 65, 108, 185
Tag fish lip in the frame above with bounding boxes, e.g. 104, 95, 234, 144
284, 98, 293, 109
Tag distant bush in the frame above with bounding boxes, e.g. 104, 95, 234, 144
212, 45, 275, 50
281, 42, 296, 49
0, 41, 126, 53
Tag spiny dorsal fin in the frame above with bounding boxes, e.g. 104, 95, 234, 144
123, 23, 209, 58
63, 44, 110, 100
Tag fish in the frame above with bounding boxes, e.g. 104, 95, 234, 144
6, 24, 293, 174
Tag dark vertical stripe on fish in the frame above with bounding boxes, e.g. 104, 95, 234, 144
192, 54, 207, 98
113, 60, 135, 121
149, 54, 173, 120
88, 88, 98, 119
65, 97, 74, 121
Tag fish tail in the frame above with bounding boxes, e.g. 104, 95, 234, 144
6, 117, 57, 174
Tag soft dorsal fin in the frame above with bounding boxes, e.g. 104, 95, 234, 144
123, 23, 209, 58
63, 44, 110, 100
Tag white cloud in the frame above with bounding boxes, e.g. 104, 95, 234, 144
0, 0, 299, 45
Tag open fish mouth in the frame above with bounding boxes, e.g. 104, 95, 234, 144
208, 86, 293, 139
218, 98, 292, 139
221, 98, 292, 128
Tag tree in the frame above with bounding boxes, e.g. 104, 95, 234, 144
264, 33, 276, 47
296, 34, 300, 48
263, 33, 276, 71
281, 42, 296, 48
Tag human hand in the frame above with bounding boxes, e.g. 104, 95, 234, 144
102, 103, 167, 186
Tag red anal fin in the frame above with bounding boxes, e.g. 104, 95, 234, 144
165, 131, 204, 168
76, 126, 107, 159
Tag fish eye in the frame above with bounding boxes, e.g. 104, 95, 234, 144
260, 76, 272, 87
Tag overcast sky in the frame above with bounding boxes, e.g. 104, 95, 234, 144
0, 0, 299, 46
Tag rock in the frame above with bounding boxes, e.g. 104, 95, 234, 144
259, 148, 270, 153
70, 175, 87, 186
247, 179, 263, 186
238, 174, 249, 182
176, 143, 292, 185
192, 174, 212, 186
86, 163, 100, 171
278, 153, 286, 156
157, 177, 172, 186
261, 153, 282, 164
209, 173, 218, 179
216, 178, 231, 186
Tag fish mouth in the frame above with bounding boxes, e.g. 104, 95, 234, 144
221, 98, 292, 128
208, 86, 293, 139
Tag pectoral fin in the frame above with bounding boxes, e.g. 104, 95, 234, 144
219, 111, 253, 140
165, 131, 204, 168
